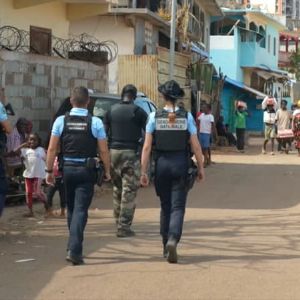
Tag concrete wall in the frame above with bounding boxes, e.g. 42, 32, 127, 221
69, 16, 135, 94
0, 0, 70, 38
0, 50, 107, 141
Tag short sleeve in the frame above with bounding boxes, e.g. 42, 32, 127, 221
210, 115, 215, 123
51, 116, 65, 137
20, 148, 27, 158
146, 112, 156, 134
187, 113, 197, 135
92, 117, 107, 140
0, 103, 7, 122
38, 147, 46, 159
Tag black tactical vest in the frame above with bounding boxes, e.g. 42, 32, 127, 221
109, 103, 142, 150
0, 128, 7, 157
154, 109, 189, 152
61, 113, 97, 159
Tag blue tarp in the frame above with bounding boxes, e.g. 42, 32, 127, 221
225, 77, 267, 98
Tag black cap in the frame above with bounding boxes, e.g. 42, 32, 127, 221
158, 80, 185, 99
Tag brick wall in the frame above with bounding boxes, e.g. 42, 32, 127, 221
0, 50, 108, 141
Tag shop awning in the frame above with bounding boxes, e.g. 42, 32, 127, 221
225, 77, 268, 99
243, 66, 289, 80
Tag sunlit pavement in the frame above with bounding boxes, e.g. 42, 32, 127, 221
1, 143, 300, 300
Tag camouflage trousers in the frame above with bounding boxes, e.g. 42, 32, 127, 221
110, 149, 140, 230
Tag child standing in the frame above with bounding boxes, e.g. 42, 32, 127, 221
198, 103, 216, 167
46, 154, 66, 217
18, 133, 48, 217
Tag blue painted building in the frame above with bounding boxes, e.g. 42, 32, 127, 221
210, 9, 289, 133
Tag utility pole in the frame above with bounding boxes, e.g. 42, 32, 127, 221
169, 0, 177, 80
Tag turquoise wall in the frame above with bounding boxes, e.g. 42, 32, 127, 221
240, 26, 279, 69
221, 84, 264, 132
211, 23, 280, 81
210, 28, 242, 81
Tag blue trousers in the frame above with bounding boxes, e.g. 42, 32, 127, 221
0, 159, 8, 217
63, 165, 95, 256
155, 152, 188, 245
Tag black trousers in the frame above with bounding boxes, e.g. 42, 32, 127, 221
236, 128, 246, 150
63, 165, 95, 256
155, 152, 188, 245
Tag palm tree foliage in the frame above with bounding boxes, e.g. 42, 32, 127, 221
289, 50, 300, 81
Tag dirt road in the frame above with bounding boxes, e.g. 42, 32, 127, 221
1, 145, 300, 300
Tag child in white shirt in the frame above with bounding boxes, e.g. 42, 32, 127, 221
16, 133, 48, 217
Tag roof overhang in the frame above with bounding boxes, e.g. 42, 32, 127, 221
13, 0, 55, 8
13, 0, 110, 9
222, 9, 286, 31
225, 77, 268, 99
242, 66, 289, 80
198, 0, 223, 17
108, 8, 170, 30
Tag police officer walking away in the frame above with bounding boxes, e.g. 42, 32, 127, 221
104, 84, 148, 238
140, 80, 204, 264
0, 88, 12, 217
46, 87, 111, 265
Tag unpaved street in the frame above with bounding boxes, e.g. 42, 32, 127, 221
1, 144, 300, 300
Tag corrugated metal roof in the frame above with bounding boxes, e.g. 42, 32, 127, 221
225, 77, 268, 99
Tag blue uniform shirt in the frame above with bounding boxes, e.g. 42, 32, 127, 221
51, 108, 106, 162
146, 107, 197, 135
0, 103, 8, 122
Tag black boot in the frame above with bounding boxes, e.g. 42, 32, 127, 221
166, 237, 178, 264
66, 250, 84, 266
163, 245, 168, 258
116, 228, 136, 238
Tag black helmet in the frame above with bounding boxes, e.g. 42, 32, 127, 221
158, 80, 185, 100
121, 84, 137, 100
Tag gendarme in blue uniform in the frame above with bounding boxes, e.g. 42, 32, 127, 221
52, 108, 106, 160
51, 107, 106, 259
147, 106, 197, 248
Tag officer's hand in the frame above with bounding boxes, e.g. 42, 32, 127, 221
197, 167, 205, 182
140, 174, 149, 187
46, 173, 55, 186
104, 172, 111, 182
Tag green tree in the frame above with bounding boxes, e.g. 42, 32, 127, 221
289, 50, 300, 81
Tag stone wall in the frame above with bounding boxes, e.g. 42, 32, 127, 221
0, 50, 108, 141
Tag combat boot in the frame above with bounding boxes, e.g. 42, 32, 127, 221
116, 228, 136, 238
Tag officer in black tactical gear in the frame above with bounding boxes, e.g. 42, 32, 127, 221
140, 80, 205, 264
104, 84, 148, 238
46, 86, 111, 265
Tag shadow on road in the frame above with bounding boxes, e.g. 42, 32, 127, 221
1, 153, 300, 299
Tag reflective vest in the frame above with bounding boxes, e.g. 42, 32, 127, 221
61, 113, 97, 159
154, 109, 189, 152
